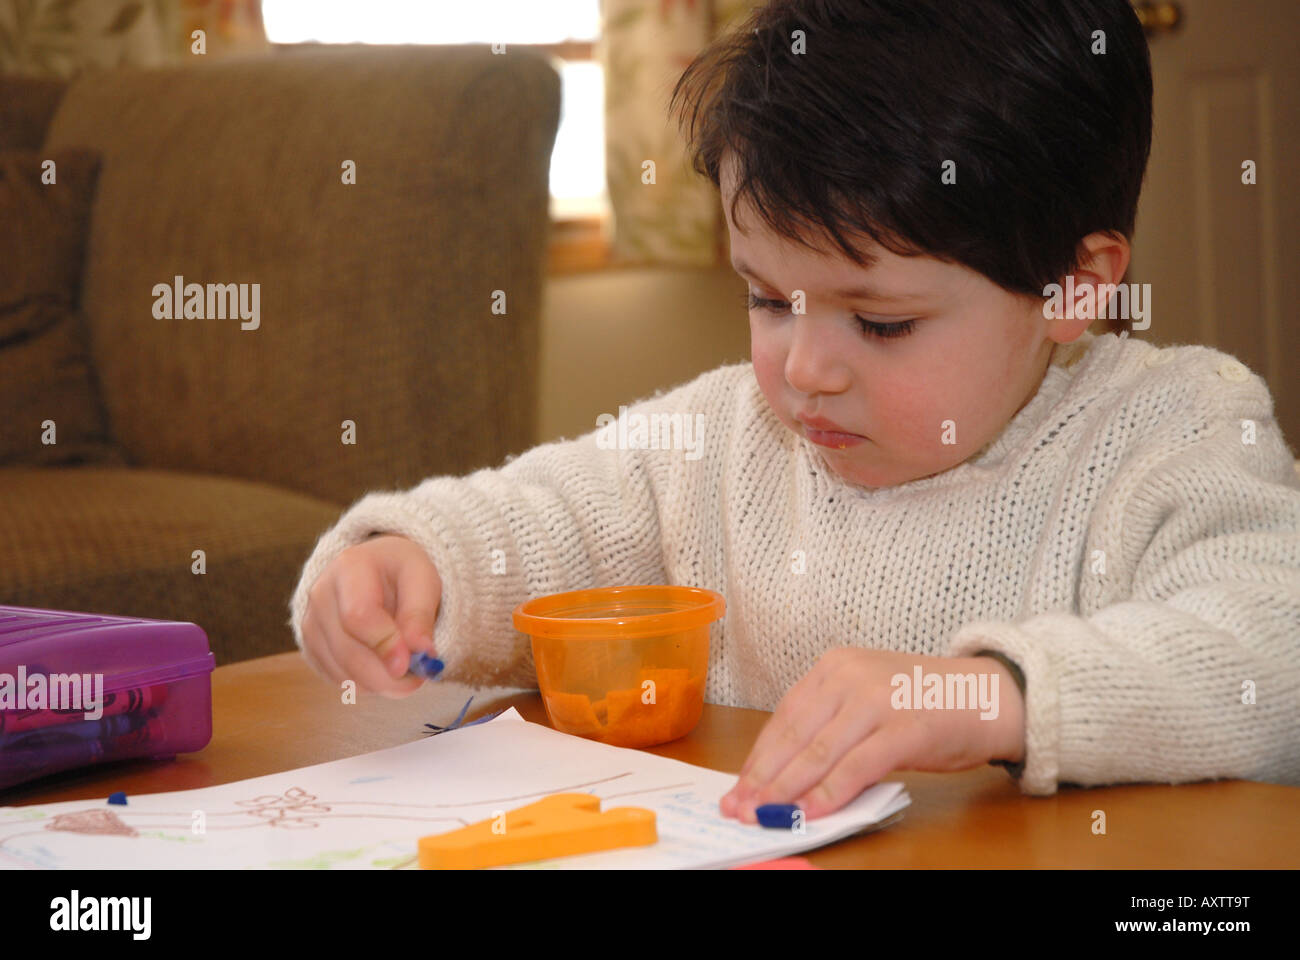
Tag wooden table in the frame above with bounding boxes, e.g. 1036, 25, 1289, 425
5, 651, 1298, 868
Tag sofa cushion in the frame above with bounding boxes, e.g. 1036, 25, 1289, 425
0, 148, 125, 467
0, 467, 344, 665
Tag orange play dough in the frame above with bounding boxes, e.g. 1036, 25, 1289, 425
543, 690, 603, 737
544, 669, 705, 747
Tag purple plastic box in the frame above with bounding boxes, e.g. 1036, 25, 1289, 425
0, 605, 215, 791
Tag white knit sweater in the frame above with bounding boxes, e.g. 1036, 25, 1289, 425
288, 332, 1300, 795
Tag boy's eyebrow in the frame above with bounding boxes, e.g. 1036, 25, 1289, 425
730, 258, 916, 303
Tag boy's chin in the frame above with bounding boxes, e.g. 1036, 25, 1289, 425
819, 456, 900, 490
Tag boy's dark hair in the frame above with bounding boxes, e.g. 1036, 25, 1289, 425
669, 0, 1153, 297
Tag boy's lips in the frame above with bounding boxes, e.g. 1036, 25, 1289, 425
795, 413, 862, 437
803, 427, 867, 449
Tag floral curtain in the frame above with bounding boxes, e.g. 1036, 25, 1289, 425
0, 0, 268, 78
599, 0, 760, 268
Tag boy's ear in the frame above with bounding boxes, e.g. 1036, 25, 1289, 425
1046, 231, 1133, 342
1073, 229, 1132, 287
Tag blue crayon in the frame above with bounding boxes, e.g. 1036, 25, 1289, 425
108, 792, 128, 805
755, 804, 802, 829
408, 652, 445, 680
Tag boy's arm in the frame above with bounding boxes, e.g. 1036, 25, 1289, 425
948, 405, 1300, 796
287, 367, 735, 690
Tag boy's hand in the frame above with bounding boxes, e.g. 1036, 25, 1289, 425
299, 534, 443, 698
719, 648, 1025, 822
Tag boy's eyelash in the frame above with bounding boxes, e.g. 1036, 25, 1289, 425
743, 292, 917, 340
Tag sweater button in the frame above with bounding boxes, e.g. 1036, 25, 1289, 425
1144, 350, 1172, 367
1217, 360, 1250, 382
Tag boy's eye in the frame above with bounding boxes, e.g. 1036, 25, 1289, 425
742, 292, 917, 340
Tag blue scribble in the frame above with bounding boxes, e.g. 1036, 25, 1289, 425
424, 697, 505, 736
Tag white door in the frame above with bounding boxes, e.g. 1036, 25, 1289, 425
1127, 0, 1299, 448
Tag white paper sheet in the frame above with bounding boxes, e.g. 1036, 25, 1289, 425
0, 708, 910, 869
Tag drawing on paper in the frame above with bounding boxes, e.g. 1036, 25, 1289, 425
0, 776, 696, 869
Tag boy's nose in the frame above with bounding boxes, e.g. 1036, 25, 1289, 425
783, 316, 852, 396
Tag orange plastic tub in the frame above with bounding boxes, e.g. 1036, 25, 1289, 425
513, 585, 725, 748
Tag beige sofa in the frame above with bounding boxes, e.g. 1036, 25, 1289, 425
0, 46, 560, 665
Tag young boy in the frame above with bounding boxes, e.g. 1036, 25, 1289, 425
289, 0, 1300, 822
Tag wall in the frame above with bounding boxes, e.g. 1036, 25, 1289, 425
537, 263, 752, 444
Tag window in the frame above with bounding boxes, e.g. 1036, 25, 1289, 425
263, 0, 610, 270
